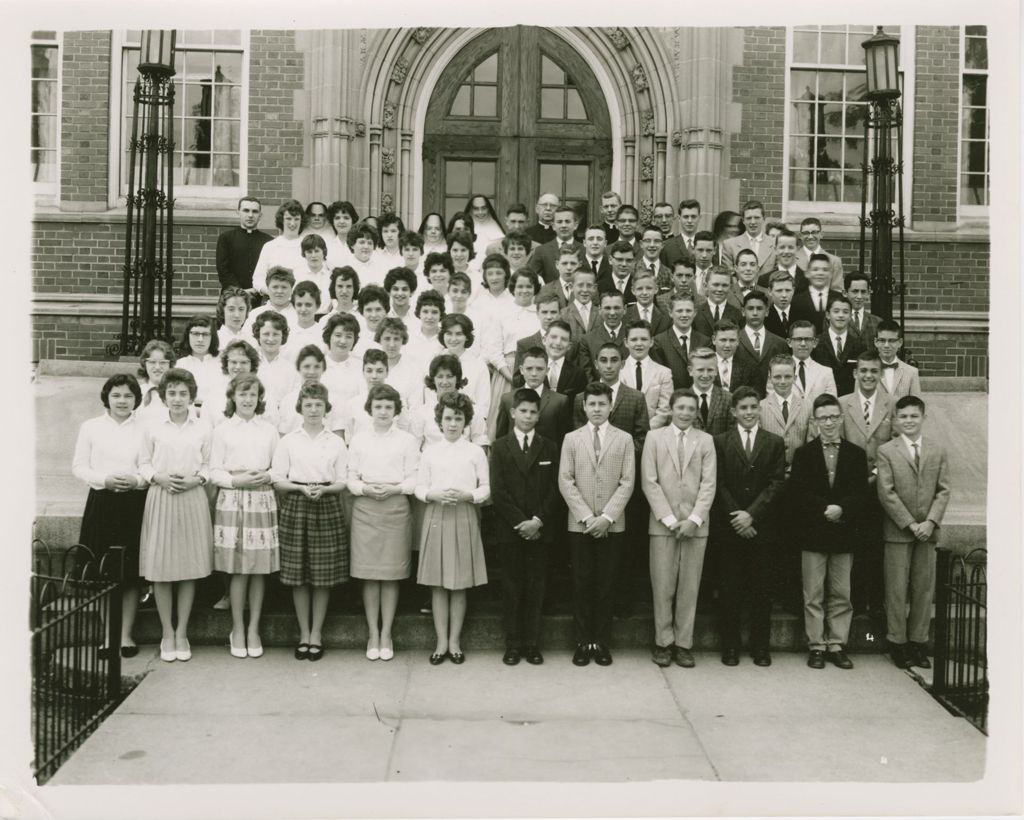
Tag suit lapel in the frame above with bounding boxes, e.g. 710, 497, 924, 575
666, 428, 681, 476
679, 429, 696, 474
748, 427, 765, 464
845, 396, 870, 438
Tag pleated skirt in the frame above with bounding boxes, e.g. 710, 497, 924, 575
278, 491, 349, 587
78, 488, 148, 581
213, 486, 280, 575
417, 501, 488, 590
349, 494, 412, 580
139, 485, 214, 582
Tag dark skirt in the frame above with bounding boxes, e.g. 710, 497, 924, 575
278, 491, 350, 587
78, 488, 148, 582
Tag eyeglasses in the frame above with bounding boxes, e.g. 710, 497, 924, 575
800, 229, 821, 236
875, 338, 900, 345
145, 359, 170, 367
815, 414, 842, 423
790, 338, 815, 345
189, 330, 212, 338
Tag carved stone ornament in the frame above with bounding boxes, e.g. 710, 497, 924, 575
381, 193, 395, 214
355, 121, 367, 138
606, 28, 629, 50
671, 131, 684, 147
640, 155, 655, 180
631, 64, 649, 93
641, 111, 655, 136
383, 101, 397, 129
391, 56, 410, 85
381, 147, 396, 175
411, 27, 431, 44
639, 199, 654, 224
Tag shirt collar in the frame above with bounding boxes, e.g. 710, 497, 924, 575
738, 423, 760, 438
901, 433, 922, 450
857, 390, 876, 406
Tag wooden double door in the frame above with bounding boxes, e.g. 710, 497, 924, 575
423, 27, 613, 227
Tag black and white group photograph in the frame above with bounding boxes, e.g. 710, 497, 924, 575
3, 1, 1021, 818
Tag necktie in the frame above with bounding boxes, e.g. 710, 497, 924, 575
782, 399, 789, 423
677, 430, 687, 467
912, 441, 920, 469
854, 311, 862, 332
548, 361, 559, 388
700, 394, 709, 428
835, 336, 843, 361
782, 310, 788, 325
616, 277, 626, 293
863, 400, 871, 424
817, 293, 825, 312
592, 425, 602, 458
798, 360, 806, 390
564, 284, 572, 301
753, 331, 761, 357
592, 259, 599, 274
721, 361, 730, 389
642, 307, 650, 322
635, 360, 643, 392
714, 305, 721, 322
679, 334, 688, 361
686, 239, 693, 252
522, 434, 530, 454
744, 430, 753, 459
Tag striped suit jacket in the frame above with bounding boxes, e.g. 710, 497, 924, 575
572, 384, 650, 453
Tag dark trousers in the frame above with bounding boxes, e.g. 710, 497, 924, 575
851, 496, 885, 617
569, 531, 623, 645
716, 534, 774, 651
498, 539, 548, 649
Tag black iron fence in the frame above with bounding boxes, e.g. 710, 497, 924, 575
31, 541, 126, 783
931, 547, 987, 734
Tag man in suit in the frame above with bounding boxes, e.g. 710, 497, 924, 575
652, 294, 709, 389
721, 200, 776, 276
537, 246, 582, 310
514, 292, 563, 371
758, 229, 806, 291
571, 342, 650, 454
811, 294, 864, 397
689, 346, 732, 435
525, 205, 582, 284
630, 226, 668, 292
712, 386, 787, 666
626, 271, 672, 336
620, 320, 673, 429
650, 201, 676, 241
735, 291, 789, 394
791, 254, 843, 335
641, 388, 717, 668
759, 355, 814, 469
484, 204, 537, 256
789, 394, 870, 669
598, 239, 640, 304
542, 319, 587, 402
690, 231, 718, 297
496, 347, 571, 445
580, 224, 611, 279
876, 394, 950, 669
764, 271, 796, 339
599, 191, 622, 244
797, 217, 845, 292
728, 249, 770, 310
526, 192, 559, 246
711, 319, 756, 394
558, 381, 636, 666
875, 320, 922, 399
614, 205, 642, 255
693, 268, 743, 339
558, 268, 600, 342
577, 291, 628, 381
778, 320, 838, 402
656, 259, 707, 312
490, 387, 561, 666
660, 199, 702, 270
845, 271, 882, 349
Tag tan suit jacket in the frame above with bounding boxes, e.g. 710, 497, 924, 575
759, 392, 815, 466
879, 360, 922, 401
876, 437, 951, 543
796, 246, 845, 292
722, 233, 777, 275
558, 423, 636, 533
641, 425, 717, 537
839, 392, 896, 470
619, 356, 674, 429
559, 301, 600, 342
769, 356, 837, 404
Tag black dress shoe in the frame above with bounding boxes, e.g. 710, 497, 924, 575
449, 651, 466, 665
120, 645, 140, 659
828, 649, 854, 669
672, 646, 695, 668
910, 643, 931, 669
651, 644, 672, 668
429, 651, 447, 665
523, 646, 544, 665
294, 643, 310, 660
572, 643, 591, 666
502, 648, 521, 666
592, 643, 613, 666
751, 649, 772, 667
721, 647, 740, 666
807, 649, 826, 669
890, 644, 912, 669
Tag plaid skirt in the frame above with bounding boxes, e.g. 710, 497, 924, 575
213, 486, 280, 575
278, 490, 349, 587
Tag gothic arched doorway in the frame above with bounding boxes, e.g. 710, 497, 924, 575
423, 27, 613, 225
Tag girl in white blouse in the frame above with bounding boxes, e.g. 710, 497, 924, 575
176, 315, 222, 412
271, 382, 350, 662
209, 374, 280, 659
136, 339, 176, 426
416, 392, 491, 665
138, 369, 214, 663
252, 199, 306, 297
216, 287, 251, 351
252, 311, 299, 414
277, 345, 346, 437
439, 313, 491, 435
347, 384, 420, 662
319, 313, 365, 408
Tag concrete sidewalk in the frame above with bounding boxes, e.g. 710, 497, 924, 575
51, 647, 985, 785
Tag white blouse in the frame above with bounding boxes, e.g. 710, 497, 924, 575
346, 425, 420, 496
282, 322, 327, 362
341, 391, 411, 442
350, 255, 387, 288
209, 415, 280, 488
320, 356, 365, 406
243, 303, 298, 338
323, 235, 353, 269
139, 413, 213, 482
409, 391, 489, 448
294, 266, 332, 307
454, 349, 492, 424
200, 373, 279, 430
217, 325, 247, 351
414, 437, 491, 504
257, 350, 300, 408
277, 385, 346, 436
175, 354, 222, 407
252, 235, 305, 295
271, 426, 348, 484
383, 355, 425, 411
72, 413, 147, 490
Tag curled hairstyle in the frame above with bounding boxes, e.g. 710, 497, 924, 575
322, 312, 361, 347
362, 348, 390, 372
327, 200, 359, 230
296, 381, 332, 414
224, 373, 267, 417
440, 313, 475, 348
509, 269, 538, 294
400, 231, 424, 252
216, 287, 251, 328
414, 289, 446, 319
502, 230, 531, 253
266, 266, 295, 287
364, 383, 403, 417
582, 381, 613, 402
138, 339, 176, 379
252, 310, 290, 345
157, 367, 198, 402
221, 339, 261, 375
447, 229, 476, 259
446, 211, 476, 239
180, 314, 220, 357
300, 234, 327, 256
375, 316, 410, 345
480, 252, 511, 288
329, 266, 360, 301
294, 344, 326, 371
293, 279, 323, 307
357, 284, 390, 314
424, 353, 466, 391
347, 221, 380, 251
275, 199, 307, 232
378, 213, 407, 241
384, 266, 419, 294
424, 251, 454, 277
433, 390, 475, 427
101, 373, 142, 409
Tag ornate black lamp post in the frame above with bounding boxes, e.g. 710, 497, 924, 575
859, 27, 912, 361
114, 30, 177, 356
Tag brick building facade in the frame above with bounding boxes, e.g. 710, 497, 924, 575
30, 26, 989, 378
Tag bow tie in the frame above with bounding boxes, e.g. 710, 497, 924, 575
881, 362, 898, 369
822, 441, 840, 450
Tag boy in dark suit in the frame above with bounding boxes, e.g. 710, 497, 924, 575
764, 271, 795, 340
689, 346, 733, 435
571, 342, 650, 453
652, 294, 710, 389
490, 388, 561, 666
693, 269, 744, 339
811, 294, 865, 397
845, 271, 882, 349
712, 386, 787, 666
789, 394, 870, 670
627, 271, 673, 335
734, 290, 789, 394
496, 347, 570, 445
790, 254, 843, 335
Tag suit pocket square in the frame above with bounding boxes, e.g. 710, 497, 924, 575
539, 461, 553, 466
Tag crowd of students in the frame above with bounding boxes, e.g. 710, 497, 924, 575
72, 193, 950, 672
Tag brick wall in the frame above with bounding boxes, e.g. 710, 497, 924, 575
729, 27, 787, 213
248, 31, 305, 202
31, 314, 197, 363
60, 32, 111, 206
912, 26, 961, 224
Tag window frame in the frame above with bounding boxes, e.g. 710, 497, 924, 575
31, 31, 62, 202
107, 29, 249, 209
782, 25, 915, 222
957, 25, 989, 220
446, 49, 501, 121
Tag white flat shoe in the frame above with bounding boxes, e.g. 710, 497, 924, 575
160, 639, 176, 663
366, 646, 380, 661
175, 638, 192, 662
247, 638, 264, 659
229, 633, 247, 659
379, 647, 394, 661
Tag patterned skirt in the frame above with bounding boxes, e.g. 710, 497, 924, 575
78, 488, 148, 582
213, 486, 280, 575
139, 485, 214, 582
349, 494, 412, 580
278, 491, 349, 587
417, 500, 488, 590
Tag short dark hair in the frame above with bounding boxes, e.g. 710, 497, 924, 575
440, 313, 476, 348
294, 344, 326, 371
375, 316, 410, 345
238, 196, 262, 211
730, 385, 760, 407
321, 312, 361, 347
546, 319, 572, 337
669, 387, 698, 408
364, 383, 402, 417
424, 353, 466, 391
424, 251, 454, 276
275, 199, 306, 232
296, 381, 331, 414
502, 230, 531, 252
157, 367, 198, 402
447, 229, 476, 258
599, 290, 625, 306
253, 310, 290, 345
788, 319, 817, 338
742, 290, 769, 308
768, 271, 795, 288
812, 393, 840, 414
625, 319, 652, 338
894, 394, 926, 413
615, 204, 639, 221
875, 319, 903, 338
740, 200, 765, 217
521, 346, 549, 365
693, 230, 715, 245
300, 233, 327, 256
327, 200, 360, 226
639, 224, 665, 239
329, 265, 361, 300
101, 373, 142, 409
512, 387, 541, 410
735, 248, 758, 265
362, 348, 390, 372
845, 270, 871, 290
347, 221, 380, 251
266, 266, 295, 287
808, 252, 832, 268
293, 279, 323, 307
713, 319, 740, 336
399, 231, 425, 252
384, 266, 419, 294
216, 287, 251, 329
678, 199, 701, 213
826, 294, 852, 312
357, 284, 390, 314
220, 340, 260, 375
582, 381, 613, 402
414, 289, 447, 319
856, 349, 882, 366
506, 203, 528, 217
181, 314, 220, 357
434, 390, 475, 427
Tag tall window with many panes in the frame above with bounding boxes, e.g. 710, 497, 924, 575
31, 31, 60, 195
959, 26, 988, 214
